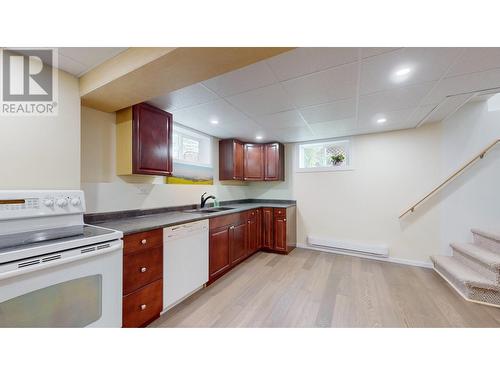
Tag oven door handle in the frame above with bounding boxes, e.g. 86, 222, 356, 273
0, 240, 122, 281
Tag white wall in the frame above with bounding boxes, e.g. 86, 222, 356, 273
81, 106, 249, 213
292, 125, 442, 263
81, 100, 499, 264
439, 100, 500, 254
0, 70, 80, 189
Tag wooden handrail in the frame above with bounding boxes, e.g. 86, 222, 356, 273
399, 138, 500, 219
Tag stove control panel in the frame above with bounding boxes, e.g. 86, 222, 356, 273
0, 190, 86, 221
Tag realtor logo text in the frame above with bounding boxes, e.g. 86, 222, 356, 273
1, 48, 58, 116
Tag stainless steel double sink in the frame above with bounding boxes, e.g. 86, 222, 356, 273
183, 206, 236, 214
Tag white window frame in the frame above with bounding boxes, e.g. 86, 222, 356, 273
172, 123, 212, 167
295, 138, 353, 173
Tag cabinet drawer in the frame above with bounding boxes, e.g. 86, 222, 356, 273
123, 279, 163, 328
123, 228, 163, 255
274, 208, 286, 218
209, 212, 246, 230
123, 246, 163, 295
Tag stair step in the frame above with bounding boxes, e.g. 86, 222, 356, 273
472, 228, 500, 242
431, 255, 500, 291
451, 242, 500, 269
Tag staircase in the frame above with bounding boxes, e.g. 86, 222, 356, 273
431, 228, 500, 307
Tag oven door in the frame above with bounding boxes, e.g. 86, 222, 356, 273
0, 240, 122, 328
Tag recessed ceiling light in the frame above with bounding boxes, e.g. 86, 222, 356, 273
376, 118, 387, 124
256, 135, 263, 140
210, 119, 219, 125
395, 67, 411, 76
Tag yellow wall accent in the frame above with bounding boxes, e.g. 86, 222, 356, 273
116, 107, 133, 175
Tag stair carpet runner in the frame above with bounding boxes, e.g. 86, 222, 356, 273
431, 228, 500, 307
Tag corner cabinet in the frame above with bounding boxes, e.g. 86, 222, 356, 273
116, 103, 173, 176
219, 139, 284, 181
243, 144, 264, 181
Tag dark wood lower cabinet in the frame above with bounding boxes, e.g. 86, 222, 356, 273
273, 214, 287, 253
208, 207, 295, 284
247, 213, 258, 256
209, 226, 231, 280
256, 208, 262, 249
122, 279, 163, 328
262, 208, 274, 249
230, 222, 247, 265
122, 229, 163, 328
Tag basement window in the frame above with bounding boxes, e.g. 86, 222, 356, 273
172, 123, 212, 166
296, 139, 351, 172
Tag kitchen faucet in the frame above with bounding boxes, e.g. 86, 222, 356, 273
200, 192, 216, 208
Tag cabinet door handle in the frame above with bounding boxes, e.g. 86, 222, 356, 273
141, 239, 147, 245
140, 267, 147, 273
284, 219, 287, 222
140, 304, 147, 311
230, 225, 235, 229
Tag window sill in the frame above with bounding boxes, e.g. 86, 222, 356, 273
295, 167, 354, 173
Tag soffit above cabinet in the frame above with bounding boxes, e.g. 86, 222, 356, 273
79, 47, 294, 112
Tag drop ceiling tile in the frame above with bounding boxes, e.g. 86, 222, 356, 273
171, 99, 260, 138
56, 53, 88, 76
282, 63, 358, 108
361, 47, 402, 59
406, 104, 437, 126
202, 61, 277, 97
421, 68, 500, 105
254, 110, 307, 129
267, 47, 359, 81
58, 47, 126, 67
299, 98, 356, 124
360, 47, 462, 95
309, 118, 356, 139
422, 94, 472, 124
446, 48, 500, 77
225, 83, 294, 116
157, 83, 219, 110
358, 81, 435, 115
270, 127, 316, 143
357, 107, 415, 129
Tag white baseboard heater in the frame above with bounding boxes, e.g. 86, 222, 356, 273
307, 236, 389, 257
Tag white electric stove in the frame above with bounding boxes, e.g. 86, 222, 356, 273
0, 190, 123, 327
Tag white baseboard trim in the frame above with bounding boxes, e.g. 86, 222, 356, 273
296, 243, 433, 269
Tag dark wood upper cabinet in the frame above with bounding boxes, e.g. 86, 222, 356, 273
116, 103, 173, 176
244, 144, 264, 180
264, 143, 284, 181
219, 139, 244, 180
133, 103, 173, 176
219, 139, 284, 181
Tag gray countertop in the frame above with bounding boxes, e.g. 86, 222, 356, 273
87, 202, 296, 235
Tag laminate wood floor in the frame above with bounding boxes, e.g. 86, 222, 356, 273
149, 248, 500, 328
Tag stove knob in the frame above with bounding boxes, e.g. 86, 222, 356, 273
43, 199, 54, 207
70, 198, 81, 206
56, 198, 68, 207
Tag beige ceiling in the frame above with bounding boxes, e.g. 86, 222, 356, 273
148, 47, 500, 143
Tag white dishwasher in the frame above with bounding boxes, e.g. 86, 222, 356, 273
163, 219, 209, 312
